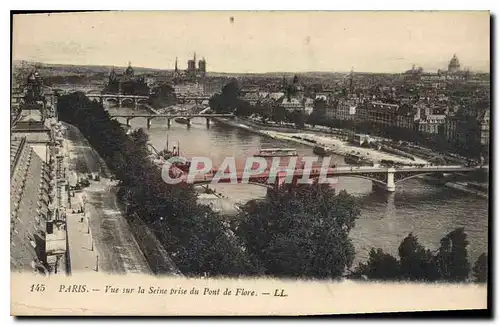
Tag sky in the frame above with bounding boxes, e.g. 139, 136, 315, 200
12, 11, 490, 73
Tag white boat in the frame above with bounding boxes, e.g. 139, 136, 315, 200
254, 148, 298, 157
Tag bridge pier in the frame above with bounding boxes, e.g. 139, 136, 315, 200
167, 118, 171, 128
126, 118, 131, 126
147, 118, 152, 129
386, 169, 396, 192
206, 118, 210, 128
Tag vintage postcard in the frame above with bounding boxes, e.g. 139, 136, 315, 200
10, 11, 489, 316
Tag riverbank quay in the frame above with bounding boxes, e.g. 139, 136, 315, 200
214, 117, 428, 166
62, 122, 183, 275
445, 182, 488, 199
417, 175, 488, 199
62, 122, 154, 274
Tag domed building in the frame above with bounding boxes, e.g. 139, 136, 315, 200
104, 62, 149, 96
124, 61, 135, 78
25, 70, 44, 102
448, 54, 461, 73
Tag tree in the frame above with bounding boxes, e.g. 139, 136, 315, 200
310, 98, 327, 118
236, 185, 360, 279
209, 79, 244, 114
354, 248, 400, 280
287, 110, 306, 128
149, 83, 176, 109
130, 128, 149, 148
272, 104, 286, 123
398, 233, 439, 281
209, 93, 223, 113
354, 229, 475, 282
234, 99, 254, 117
435, 228, 470, 282
472, 253, 488, 283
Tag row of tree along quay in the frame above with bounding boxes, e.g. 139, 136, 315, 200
57, 92, 487, 281
350, 228, 487, 283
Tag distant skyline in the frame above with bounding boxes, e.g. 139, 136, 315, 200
13, 11, 490, 74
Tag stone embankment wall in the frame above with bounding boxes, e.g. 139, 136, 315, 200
126, 212, 183, 276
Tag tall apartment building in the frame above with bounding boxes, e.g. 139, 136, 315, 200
174, 83, 204, 96
335, 98, 358, 120
479, 108, 490, 147
358, 101, 400, 126
414, 102, 447, 134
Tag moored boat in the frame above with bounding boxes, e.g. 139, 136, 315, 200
175, 117, 190, 125
345, 153, 371, 165
313, 145, 329, 156
254, 148, 298, 157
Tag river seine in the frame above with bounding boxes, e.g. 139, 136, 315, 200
112, 109, 488, 266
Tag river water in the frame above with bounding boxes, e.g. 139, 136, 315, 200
111, 107, 489, 266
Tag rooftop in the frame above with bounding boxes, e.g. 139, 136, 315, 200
11, 141, 51, 273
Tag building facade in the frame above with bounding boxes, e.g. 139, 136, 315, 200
358, 101, 400, 126
280, 98, 304, 112
174, 83, 205, 96
335, 98, 358, 121
416, 114, 447, 134
479, 108, 490, 147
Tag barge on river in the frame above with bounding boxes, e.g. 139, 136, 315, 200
254, 148, 298, 157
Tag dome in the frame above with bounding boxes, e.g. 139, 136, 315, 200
125, 62, 134, 76
448, 54, 461, 72
27, 72, 36, 82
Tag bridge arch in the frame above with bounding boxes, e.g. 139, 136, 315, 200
193, 180, 275, 190
88, 97, 102, 104
395, 172, 449, 184
395, 172, 434, 184
336, 174, 388, 187
105, 97, 118, 103
120, 98, 135, 106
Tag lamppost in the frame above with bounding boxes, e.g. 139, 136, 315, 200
175, 140, 180, 156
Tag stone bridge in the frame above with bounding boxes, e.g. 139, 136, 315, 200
110, 113, 235, 129
86, 92, 149, 108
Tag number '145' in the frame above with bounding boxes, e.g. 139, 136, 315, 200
30, 284, 45, 292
